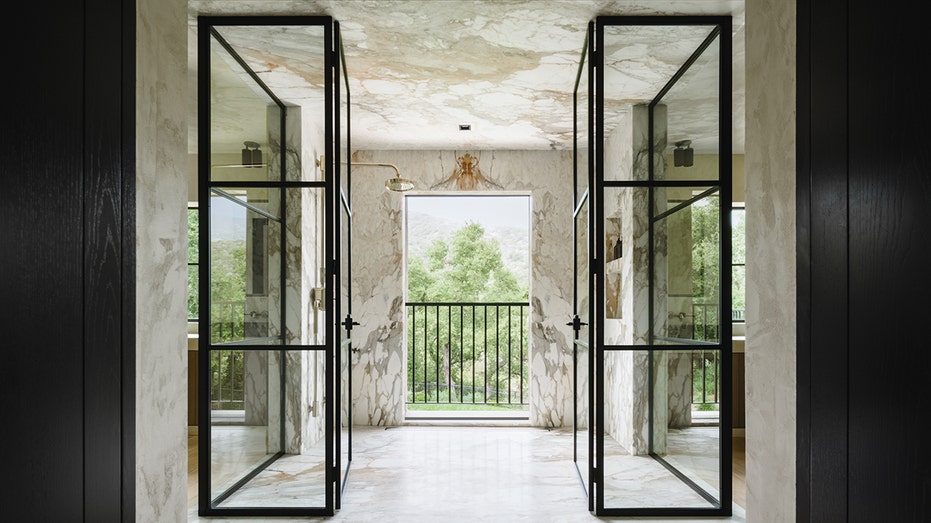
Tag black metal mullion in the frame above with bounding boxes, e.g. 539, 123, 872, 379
472, 305, 476, 404
459, 306, 463, 403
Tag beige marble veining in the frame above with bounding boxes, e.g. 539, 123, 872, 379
348, 150, 575, 428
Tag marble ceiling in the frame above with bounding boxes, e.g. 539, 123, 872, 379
190, 0, 745, 152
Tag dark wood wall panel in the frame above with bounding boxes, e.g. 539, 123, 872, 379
847, 5, 929, 522
3, 1, 134, 521
804, 0, 850, 520
84, 0, 131, 520
3, 3, 86, 520
800, 0, 930, 521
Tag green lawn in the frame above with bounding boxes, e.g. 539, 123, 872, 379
406, 403, 527, 412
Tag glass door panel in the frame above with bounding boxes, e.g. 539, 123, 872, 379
593, 15, 731, 517
199, 16, 337, 517
335, 22, 353, 507
572, 22, 594, 508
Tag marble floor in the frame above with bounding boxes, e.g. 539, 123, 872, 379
189, 426, 746, 522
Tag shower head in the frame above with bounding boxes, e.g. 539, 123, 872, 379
385, 175, 415, 192
354, 161, 414, 192
322, 157, 416, 192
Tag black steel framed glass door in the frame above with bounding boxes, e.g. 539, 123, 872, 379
197, 16, 344, 517
334, 21, 354, 510
571, 21, 595, 512
587, 15, 733, 517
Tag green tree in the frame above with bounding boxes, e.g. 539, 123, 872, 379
409, 222, 527, 302
407, 222, 528, 407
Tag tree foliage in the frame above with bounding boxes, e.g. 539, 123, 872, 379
408, 222, 527, 302
407, 223, 529, 406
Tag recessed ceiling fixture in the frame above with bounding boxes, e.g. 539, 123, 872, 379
459, 124, 471, 131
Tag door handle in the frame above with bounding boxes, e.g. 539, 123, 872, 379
566, 315, 588, 331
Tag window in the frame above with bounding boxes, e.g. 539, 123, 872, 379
732, 205, 745, 322
188, 206, 199, 321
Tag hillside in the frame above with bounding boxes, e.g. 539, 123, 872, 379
406, 211, 529, 287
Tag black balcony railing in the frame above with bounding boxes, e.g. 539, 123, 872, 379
406, 302, 529, 406
690, 302, 720, 409
210, 300, 246, 410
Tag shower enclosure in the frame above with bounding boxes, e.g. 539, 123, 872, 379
572, 15, 733, 517
196, 16, 354, 517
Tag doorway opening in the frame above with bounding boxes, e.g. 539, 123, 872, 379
403, 194, 531, 422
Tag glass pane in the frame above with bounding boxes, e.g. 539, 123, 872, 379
210, 187, 282, 345
604, 186, 649, 344
659, 30, 721, 182
212, 25, 327, 182
210, 349, 283, 500
283, 188, 326, 346
602, 349, 715, 508
189, 209, 200, 320
655, 348, 722, 499
215, 349, 328, 508
653, 187, 720, 344
339, 41, 350, 198
732, 265, 745, 323
339, 200, 351, 489
602, 25, 713, 182
573, 196, 590, 488
575, 41, 590, 206
209, 32, 281, 183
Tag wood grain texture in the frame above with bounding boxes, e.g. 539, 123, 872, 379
847, 4, 930, 521
2, 1, 134, 520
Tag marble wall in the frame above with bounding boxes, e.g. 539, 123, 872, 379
745, 0, 797, 520
136, 0, 189, 520
349, 149, 574, 427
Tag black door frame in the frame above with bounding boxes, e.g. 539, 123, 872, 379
586, 15, 732, 517
196, 15, 342, 517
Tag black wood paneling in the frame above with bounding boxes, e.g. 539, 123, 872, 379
807, 0, 850, 521
847, 4, 929, 522
2, 1, 134, 521
84, 0, 131, 521
800, 0, 931, 521
2, 3, 87, 520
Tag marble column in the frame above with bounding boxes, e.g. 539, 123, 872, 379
602, 104, 669, 455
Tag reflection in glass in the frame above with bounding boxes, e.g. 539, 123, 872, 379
660, 30, 721, 182
655, 348, 722, 497
338, 200, 351, 492
573, 197, 590, 490
653, 187, 720, 343
210, 188, 282, 346
575, 37, 590, 206
601, 350, 716, 509
209, 33, 281, 183
213, 349, 328, 508
210, 349, 283, 500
